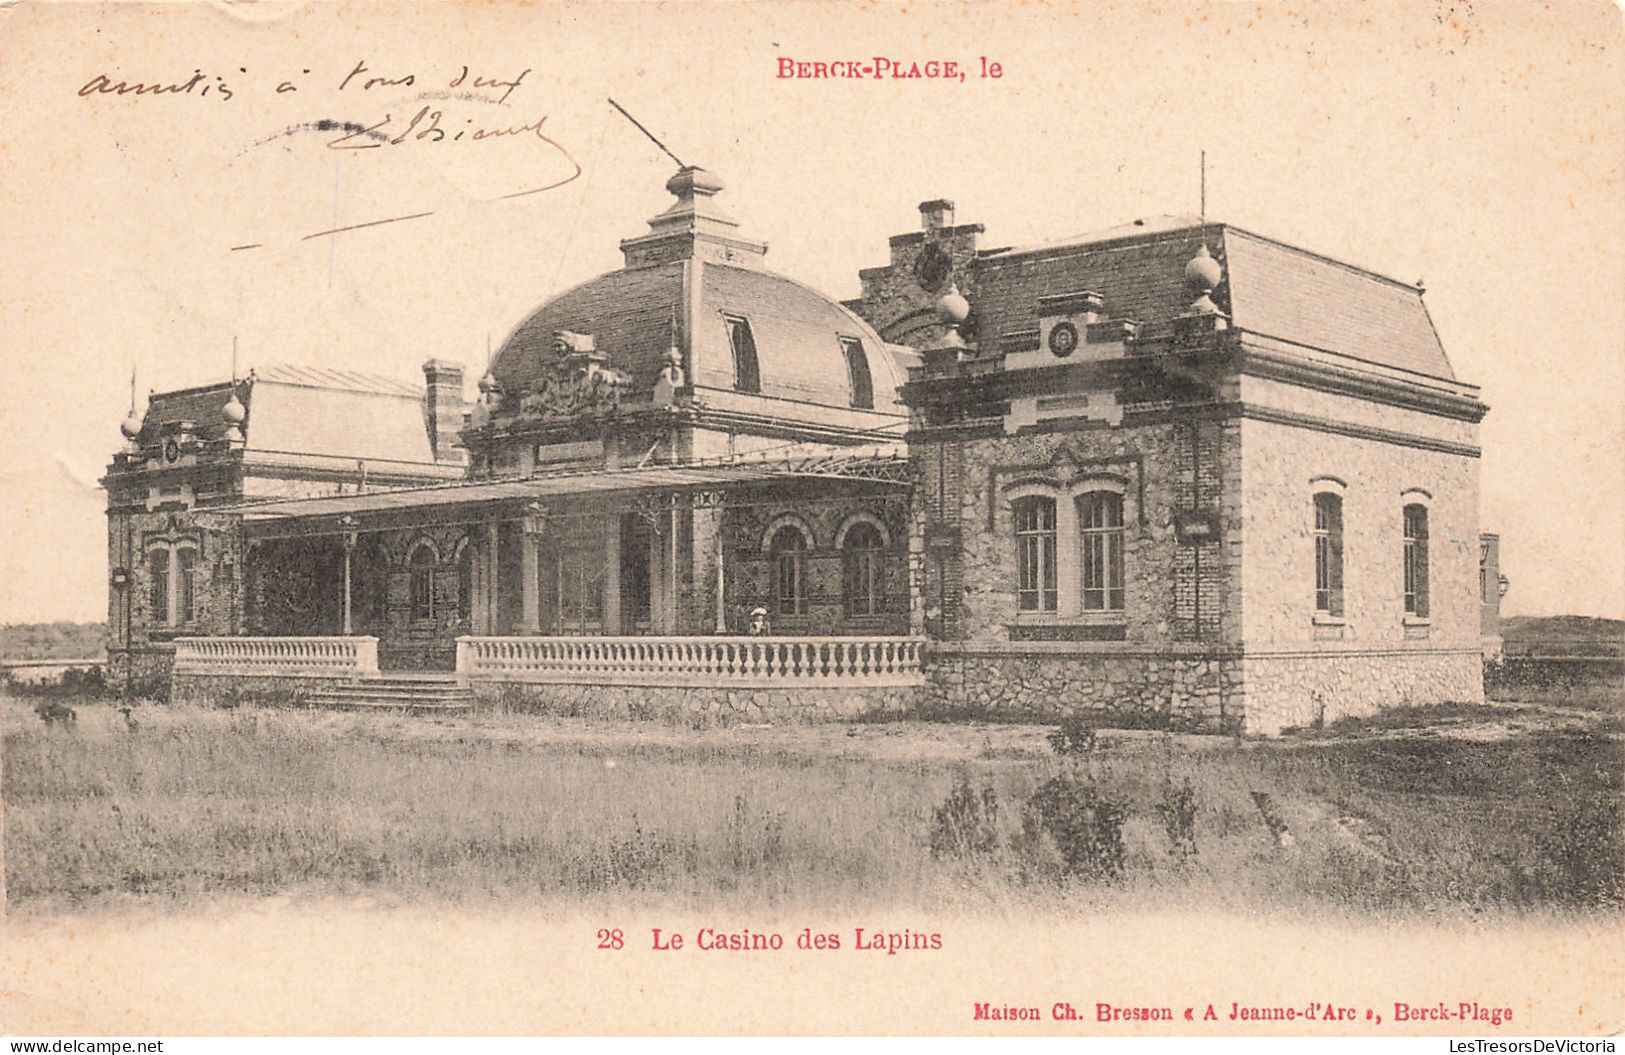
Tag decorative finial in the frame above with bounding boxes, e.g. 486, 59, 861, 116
120, 364, 142, 444
931, 283, 971, 357
1185, 243, 1222, 293
653, 301, 687, 406
935, 285, 971, 327
222, 339, 246, 445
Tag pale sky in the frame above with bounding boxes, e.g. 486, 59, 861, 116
1, 0, 1620, 622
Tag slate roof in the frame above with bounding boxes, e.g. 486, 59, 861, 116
135, 364, 438, 466
493, 262, 685, 403
695, 265, 905, 407
492, 261, 908, 411
973, 218, 1456, 381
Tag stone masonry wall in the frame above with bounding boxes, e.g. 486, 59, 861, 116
721, 495, 910, 636
932, 418, 1239, 646
468, 680, 916, 725
922, 646, 1243, 732
170, 672, 353, 707
106, 507, 244, 697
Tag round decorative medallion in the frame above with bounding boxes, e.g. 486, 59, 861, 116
1048, 321, 1079, 358
163, 439, 181, 463
912, 243, 952, 292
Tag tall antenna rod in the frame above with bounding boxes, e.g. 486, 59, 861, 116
1200, 149, 1207, 224
128, 363, 137, 413
231, 335, 239, 383
608, 98, 688, 169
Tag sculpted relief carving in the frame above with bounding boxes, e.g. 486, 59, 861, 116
516, 330, 630, 420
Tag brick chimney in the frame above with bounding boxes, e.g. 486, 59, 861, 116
919, 198, 955, 232
422, 359, 467, 465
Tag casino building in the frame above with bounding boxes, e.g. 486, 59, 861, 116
103, 167, 1498, 733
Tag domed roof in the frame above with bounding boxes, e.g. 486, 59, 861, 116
491, 262, 905, 411
490, 168, 907, 414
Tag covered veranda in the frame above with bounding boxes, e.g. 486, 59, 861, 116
174, 453, 925, 689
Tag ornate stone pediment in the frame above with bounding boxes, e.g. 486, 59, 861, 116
517, 330, 629, 420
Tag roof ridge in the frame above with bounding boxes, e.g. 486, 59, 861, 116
1220, 225, 1425, 294
251, 362, 423, 397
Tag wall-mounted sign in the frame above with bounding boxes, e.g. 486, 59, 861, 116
1174, 510, 1220, 544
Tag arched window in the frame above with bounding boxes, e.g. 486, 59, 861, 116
1078, 491, 1124, 611
842, 521, 886, 616
770, 525, 808, 616
1314, 493, 1344, 616
842, 337, 874, 410
1014, 496, 1058, 612
408, 542, 437, 621
1403, 503, 1429, 618
148, 547, 170, 623
726, 316, 761, 394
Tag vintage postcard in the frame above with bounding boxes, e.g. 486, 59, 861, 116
1, 0, 1621, 1039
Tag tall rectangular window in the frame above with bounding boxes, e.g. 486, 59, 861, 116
1404, 504, 1429, 618
1079, 492, 1125, 612
175, 548, 197, 624
726, 316, 761, 394
1014, 497, 1058, 612
149, 548, 170, 624
1314, 493, 1344, 616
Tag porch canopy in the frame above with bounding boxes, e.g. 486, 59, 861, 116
222, 447, 914, 646
231, 448, 909, 532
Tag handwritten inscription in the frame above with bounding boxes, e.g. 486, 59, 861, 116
70, 58, 581, 246
77, 59, 534, 105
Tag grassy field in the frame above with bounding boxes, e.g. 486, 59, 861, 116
4, 690, 1620, 919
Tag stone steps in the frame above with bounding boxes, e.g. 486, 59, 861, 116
305, 675, 474, 715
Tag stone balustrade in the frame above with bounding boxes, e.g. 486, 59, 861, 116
173, 636, 380, 678
456, 635, 926, 687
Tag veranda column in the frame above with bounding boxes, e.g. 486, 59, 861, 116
483, 517, 500, 633
713, 505, 726, 633
519, 504, 546, 634
340, 516, 358, 635
603, 513, 621, 634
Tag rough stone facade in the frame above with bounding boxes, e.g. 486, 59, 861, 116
720, 486, 911, 636
924, 645, 1241, 731
103, 367, 465, 691
170, 672, 354, 707
875, 208, 1490, 735
469, 680, 915, 725
115, 184, 1496, 738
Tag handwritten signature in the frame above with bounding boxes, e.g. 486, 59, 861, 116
326, 107, 554, 148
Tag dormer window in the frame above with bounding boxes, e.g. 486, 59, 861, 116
841, 337, 874, 409
725, 316, 760, 394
